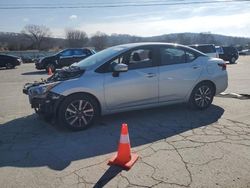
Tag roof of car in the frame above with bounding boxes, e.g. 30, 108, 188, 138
189, 44, 215, 47
117, 42, 186, 48
112, 42, 205, 56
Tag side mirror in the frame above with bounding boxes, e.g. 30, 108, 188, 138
112, 63, 128, 77
113, 63, 128, 72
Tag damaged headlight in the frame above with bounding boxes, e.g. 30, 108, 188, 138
28, 82, 60, 97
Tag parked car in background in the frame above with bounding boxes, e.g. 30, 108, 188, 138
219, 46, 239, 64
215, 46, 224, 55
21, 55, 33, 63
239, 49, 250, 56
35, 48, 96, 72
189, 44, 218, 58
0, 54, 22, 69
24, 42, 228, 131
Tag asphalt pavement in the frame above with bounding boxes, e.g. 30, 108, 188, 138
0, 57, 250, 188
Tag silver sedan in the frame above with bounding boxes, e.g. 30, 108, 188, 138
25, 43, 228, 131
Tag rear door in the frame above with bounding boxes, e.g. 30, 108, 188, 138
158, 46, 203, 102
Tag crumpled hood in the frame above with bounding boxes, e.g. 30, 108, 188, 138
48, 66, 85, 82
23, 66, 85, 95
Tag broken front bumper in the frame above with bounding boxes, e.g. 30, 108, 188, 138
31, 92, 63, 116
23, 84, 63, 116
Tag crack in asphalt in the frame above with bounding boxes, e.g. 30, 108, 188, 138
168, 142, 193, 187
1, 116, 250, 187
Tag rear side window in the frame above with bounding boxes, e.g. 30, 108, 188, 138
160, 48, 185, 65
160, 47, 196, 65
73, 49, 84, 56
83, 49, 92, 56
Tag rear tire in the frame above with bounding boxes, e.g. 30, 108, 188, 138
58, 94, 99, 131
189, 82, 215, 110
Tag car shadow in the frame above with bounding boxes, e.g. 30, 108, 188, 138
21, 70, 47, 75
0, 104, 224, 171
226, 62, 238, 65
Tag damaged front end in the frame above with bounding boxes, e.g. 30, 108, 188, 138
23, 66, 85, 117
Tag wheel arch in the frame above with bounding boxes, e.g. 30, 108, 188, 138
188, 80, 216, 101
188, 80, 216, 110
55, 92, 102, 118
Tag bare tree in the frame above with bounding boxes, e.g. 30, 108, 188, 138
21, 24, 51, 50
90, 31, 107, 51
65, 29, 88, 48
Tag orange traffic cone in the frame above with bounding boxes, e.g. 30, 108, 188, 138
108, 123, 139, 170
48, 67, 53, 75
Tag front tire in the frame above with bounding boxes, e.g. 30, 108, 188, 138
189, 82, 215, 110
58, 94, 99, 131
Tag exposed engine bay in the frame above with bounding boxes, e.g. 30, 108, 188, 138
23, 66, 84, 95
47, 66, 85, 82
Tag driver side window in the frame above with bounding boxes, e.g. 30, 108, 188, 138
96, 47, 154, 73
110, 48, 153, 71
126, 48, 153, 70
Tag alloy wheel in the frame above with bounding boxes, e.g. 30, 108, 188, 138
194, 85, 212, 108
64, 100, 94, 128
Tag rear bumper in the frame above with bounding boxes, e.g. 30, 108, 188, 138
213, 72, 228, 95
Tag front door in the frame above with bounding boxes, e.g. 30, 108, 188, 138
104, 47, 158, 110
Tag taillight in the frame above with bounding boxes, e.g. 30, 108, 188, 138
218, 63, 226, 70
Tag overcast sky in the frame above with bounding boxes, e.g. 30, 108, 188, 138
0, 0, 250, 38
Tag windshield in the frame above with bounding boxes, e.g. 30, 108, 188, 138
75, 46, 126, 69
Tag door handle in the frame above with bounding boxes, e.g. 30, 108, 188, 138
146, 73, 156, 78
